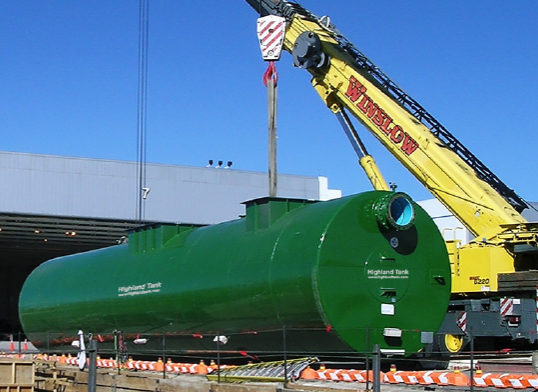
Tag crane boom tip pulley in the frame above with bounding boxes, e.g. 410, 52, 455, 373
257, 14, 286, 61
292, 31, 330, 70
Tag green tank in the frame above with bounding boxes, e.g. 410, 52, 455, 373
19, 191, 450, 357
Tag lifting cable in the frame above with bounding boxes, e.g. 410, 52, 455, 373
256, 12, 285, 198
136, 0, 149, 223
263, 61, 278, 197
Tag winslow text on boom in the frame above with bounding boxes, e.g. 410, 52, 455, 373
345, 75, 419, 156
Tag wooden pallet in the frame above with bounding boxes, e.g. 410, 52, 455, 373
0, 360, 34, 392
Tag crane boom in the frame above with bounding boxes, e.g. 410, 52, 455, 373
244, 0, 527, 240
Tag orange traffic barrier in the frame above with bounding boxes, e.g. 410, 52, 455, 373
505, 374, 530, 389
165, 358, 173, 371
104, 358, 116, 368
300, 366, 318, 380
174, 362, 190, 373
384, 369, 405, 384
524, 375, 538, 389
349, 369, 366, 382
176, 363, 186, 373
349, 370, 384, 383
384, 369, 417, 385
166, 361, 181, 373
473, 374, 490, 387
316, 364, 329, 380
401, 371, 419, 385
383, 364, 399, 384
337, 369, 353, 382
346, 369, 362, 382
429, 371, 451, 386
209, 360, 218, 372
445, 366, 468, 386
133, 360, 154, 371
324, 368, 345, 381
483, 373, 511, 388
125, 358, 135, 370
322, 368, 337, 381
196, 360, 208, 375
472, 366, 489, 388
66, 355, 78, 366
188, 363, 198, 374
416, 371, 436, 385
315, 364, 325, 379
154, 358, 164, 372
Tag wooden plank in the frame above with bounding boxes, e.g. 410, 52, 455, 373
36, 366, 214, 392
285, 383, 365, 392
13, 363, 33, 385
211, 383, 277, 392
0, 363, 12, 384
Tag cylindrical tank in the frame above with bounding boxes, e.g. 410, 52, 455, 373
19, 191, 450, 356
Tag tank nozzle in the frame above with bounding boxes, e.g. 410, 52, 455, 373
373, 193, 415, 230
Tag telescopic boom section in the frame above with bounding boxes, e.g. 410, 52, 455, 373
244, 0, 528, 240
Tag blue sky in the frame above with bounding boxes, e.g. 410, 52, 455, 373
1, 1, 537, 203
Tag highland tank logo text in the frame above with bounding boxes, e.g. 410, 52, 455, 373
367, 269, 409, 280
118, 282, 162, 297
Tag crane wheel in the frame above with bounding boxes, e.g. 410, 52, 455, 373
444, 334, 465, 353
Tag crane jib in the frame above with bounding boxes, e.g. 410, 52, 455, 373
345, 76, 419, 156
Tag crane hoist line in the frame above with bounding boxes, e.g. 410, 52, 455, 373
136, 0, 150, 223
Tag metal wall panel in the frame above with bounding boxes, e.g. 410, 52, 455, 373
0, 151, 338, 224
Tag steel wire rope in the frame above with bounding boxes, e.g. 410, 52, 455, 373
136, 0, 149, 223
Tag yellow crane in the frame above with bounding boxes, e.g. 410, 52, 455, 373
246, 0, 538, 355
